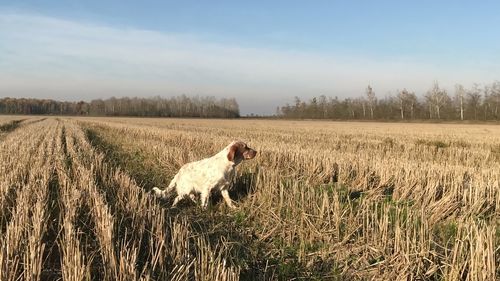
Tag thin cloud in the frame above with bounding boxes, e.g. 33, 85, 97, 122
0, 12, 497, 114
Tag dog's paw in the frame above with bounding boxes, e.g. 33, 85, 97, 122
226, 201, 238, 209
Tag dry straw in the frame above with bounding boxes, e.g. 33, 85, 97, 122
0, 116, 497, 280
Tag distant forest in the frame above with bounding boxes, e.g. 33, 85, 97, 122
278, 81, 500, 121
0, 96, 240, 118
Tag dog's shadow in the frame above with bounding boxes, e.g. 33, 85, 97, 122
210, 171, 256, 207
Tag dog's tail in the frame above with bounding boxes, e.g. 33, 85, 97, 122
152, 176, 177, 199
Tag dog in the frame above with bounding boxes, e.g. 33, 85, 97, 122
152, 141, 257, 208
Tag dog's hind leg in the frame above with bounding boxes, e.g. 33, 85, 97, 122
188, 193, 197, 203
200, 191, 210, 208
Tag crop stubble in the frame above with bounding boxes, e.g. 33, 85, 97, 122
0, 116, 498, 280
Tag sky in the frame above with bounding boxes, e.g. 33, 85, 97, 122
1, 1, 499, 115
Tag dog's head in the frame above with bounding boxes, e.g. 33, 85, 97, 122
227, 141, 257, 164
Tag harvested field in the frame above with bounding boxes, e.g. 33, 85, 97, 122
0, 116, 498, 280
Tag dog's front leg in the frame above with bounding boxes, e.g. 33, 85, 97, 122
221, 189, 236, 209
220, 180, 236, 209
200, 190, 210, 208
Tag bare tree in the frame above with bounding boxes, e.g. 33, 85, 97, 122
492, 81, 500, 119
345, 98, 355, 118
365, 85, 376, 119
0, 96, 240, 117
318, 95, 328, 118
467, 84, 482, 120
454, 84, 466, 120
397, 89, 410, 119
406, 91, 417, 119
424, 94, 433, 119
357, 97, 367, 118
483, 85, 492, 120
425, 81, 449, 119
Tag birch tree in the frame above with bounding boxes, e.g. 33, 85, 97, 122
467, 84, 482, 120
397, 89, 411, 119
365, 85, 376, 119
455, 84, 466, 120
425, 81, 449, 119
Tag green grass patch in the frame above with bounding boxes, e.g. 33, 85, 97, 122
84, 125, 170, 190
433, 221, 458, 245
82, 124, 284, 279
83, 124, 347, 280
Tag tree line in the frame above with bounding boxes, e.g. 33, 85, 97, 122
0, 95, 240, 118
277, 81, 500, 121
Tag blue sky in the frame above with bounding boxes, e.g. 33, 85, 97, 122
1, 1, 499, 114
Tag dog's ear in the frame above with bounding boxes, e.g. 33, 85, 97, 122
227, 143, 238, 161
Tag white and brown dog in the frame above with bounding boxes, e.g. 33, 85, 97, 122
152, 141, 257, 208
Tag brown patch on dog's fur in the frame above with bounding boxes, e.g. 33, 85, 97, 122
227, 141, 257, 162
